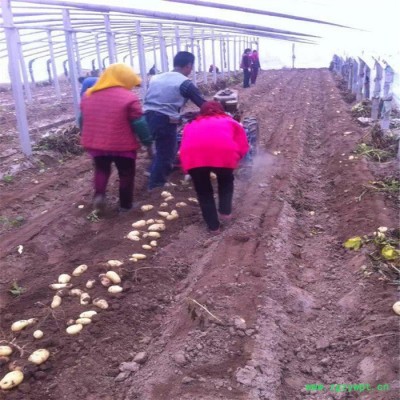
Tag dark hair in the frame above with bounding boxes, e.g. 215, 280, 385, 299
173, 51, 195, 68
199, 101, 225, 117
244, 48, 251, 53
78, 76, 86, 84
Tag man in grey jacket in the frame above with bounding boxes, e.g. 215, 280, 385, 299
144, 51, 205, 190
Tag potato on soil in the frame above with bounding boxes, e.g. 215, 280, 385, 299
108, 285, 123, 294
0, 346, 13, 357
33, 330, 44, 339
66, 324, 83, 335
148, 223, 165, 232
11, 318, 37, 332
72, 264, 88, 276
106, 271, 121, 284
0, 370, 24, 390
142, 244, 152, 250
49, 283, 72, 290
107, 260, 123, 267
86, 279, 96, 289
93, 298, 109, 309
141, 205, 154, 212
51, 295, 62, 309
75, 318, 92, 325
132, 220, 146, 228
28, 349, 50, 365
131, 253, 147, 260
79, 310, 97, 319
58, 274, 71, 284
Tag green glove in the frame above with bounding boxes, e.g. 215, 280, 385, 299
130, 116, 152, 147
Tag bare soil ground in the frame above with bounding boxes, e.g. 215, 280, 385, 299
0, 69, 399, 400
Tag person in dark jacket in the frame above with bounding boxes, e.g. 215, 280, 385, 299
240, 48, 252, 88
143, 51, 206, 190
80, 63, 152, 213
250, 50, 261, 84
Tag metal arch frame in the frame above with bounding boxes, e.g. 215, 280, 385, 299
1, 0, 333, 156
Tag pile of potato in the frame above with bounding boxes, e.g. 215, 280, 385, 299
1, 188, 197, 390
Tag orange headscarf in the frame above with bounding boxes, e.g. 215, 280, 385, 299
86, 63, 141, 95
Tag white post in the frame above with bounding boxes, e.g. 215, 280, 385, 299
152, 36, 157, 71
73, 32, 82, 75
219, 35, 225, 79
226, 36, 231, 78
371, 61, 382, 121
201, 30, 207, 84
128, 35, 134, 67
95, 34, 102, 72
211, 29, 217, 84
47, 30, 61, 101
190, 26, 196, 85
158, 24, 168, 72
1, 0, 32, 156
135, 20, 147, 97
233, 36, 237, 73
104, 14, 115, 64
113, 33, 118, 62
175, 26, 181, 52
16, 30, 32, 102
62, 9, 80, 121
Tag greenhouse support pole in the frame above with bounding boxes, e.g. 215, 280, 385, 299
381, 65, 393, 131
233, 36, 237, 73
135, 21, 147, 97
226, 36, 231, 78
170, 39, 175, 68
211, 30, 217, 84
196, 39, 201, 72
371, 61, 382, 121
47, 30, 61, 101
16, 30, 32, 102
113, 33, 119, 62
152, 36, 157, 70
63, 9, 80, 123
175, 26, 181, 52
74, 32, 82, 76
128, 36, 134, 67
292, 43, 296, 69
158, 24, 168, 72
201, 30, 207, 84
357, 60, 364, 101
95, 34, 102, 72
190, 27, 196, 85
104, 14, 116, 64
1, 0, 32, 156
352, 61, 358, 94
219, 35, 225, 79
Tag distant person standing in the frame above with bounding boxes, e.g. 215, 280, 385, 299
143, 51, 206, 190
240, 48, 252, 88
250, 50, 261, 85
148, 65, 157, 76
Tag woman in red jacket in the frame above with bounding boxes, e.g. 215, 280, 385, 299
180, 101, 249, 232
80, 63, 152, 213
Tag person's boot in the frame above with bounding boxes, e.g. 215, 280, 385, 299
93, 194, 106, 212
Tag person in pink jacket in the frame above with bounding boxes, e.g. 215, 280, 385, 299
180, 101, 249, 232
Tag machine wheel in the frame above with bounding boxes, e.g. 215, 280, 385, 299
236, 116, 259, 180
242, 116, 259, 159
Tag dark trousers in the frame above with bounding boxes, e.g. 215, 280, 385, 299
145, 111, 177, 189
243, 68, 251, 88
93, 156, 136, 209
251, 67, 259, 84
189, 167, 234, 231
